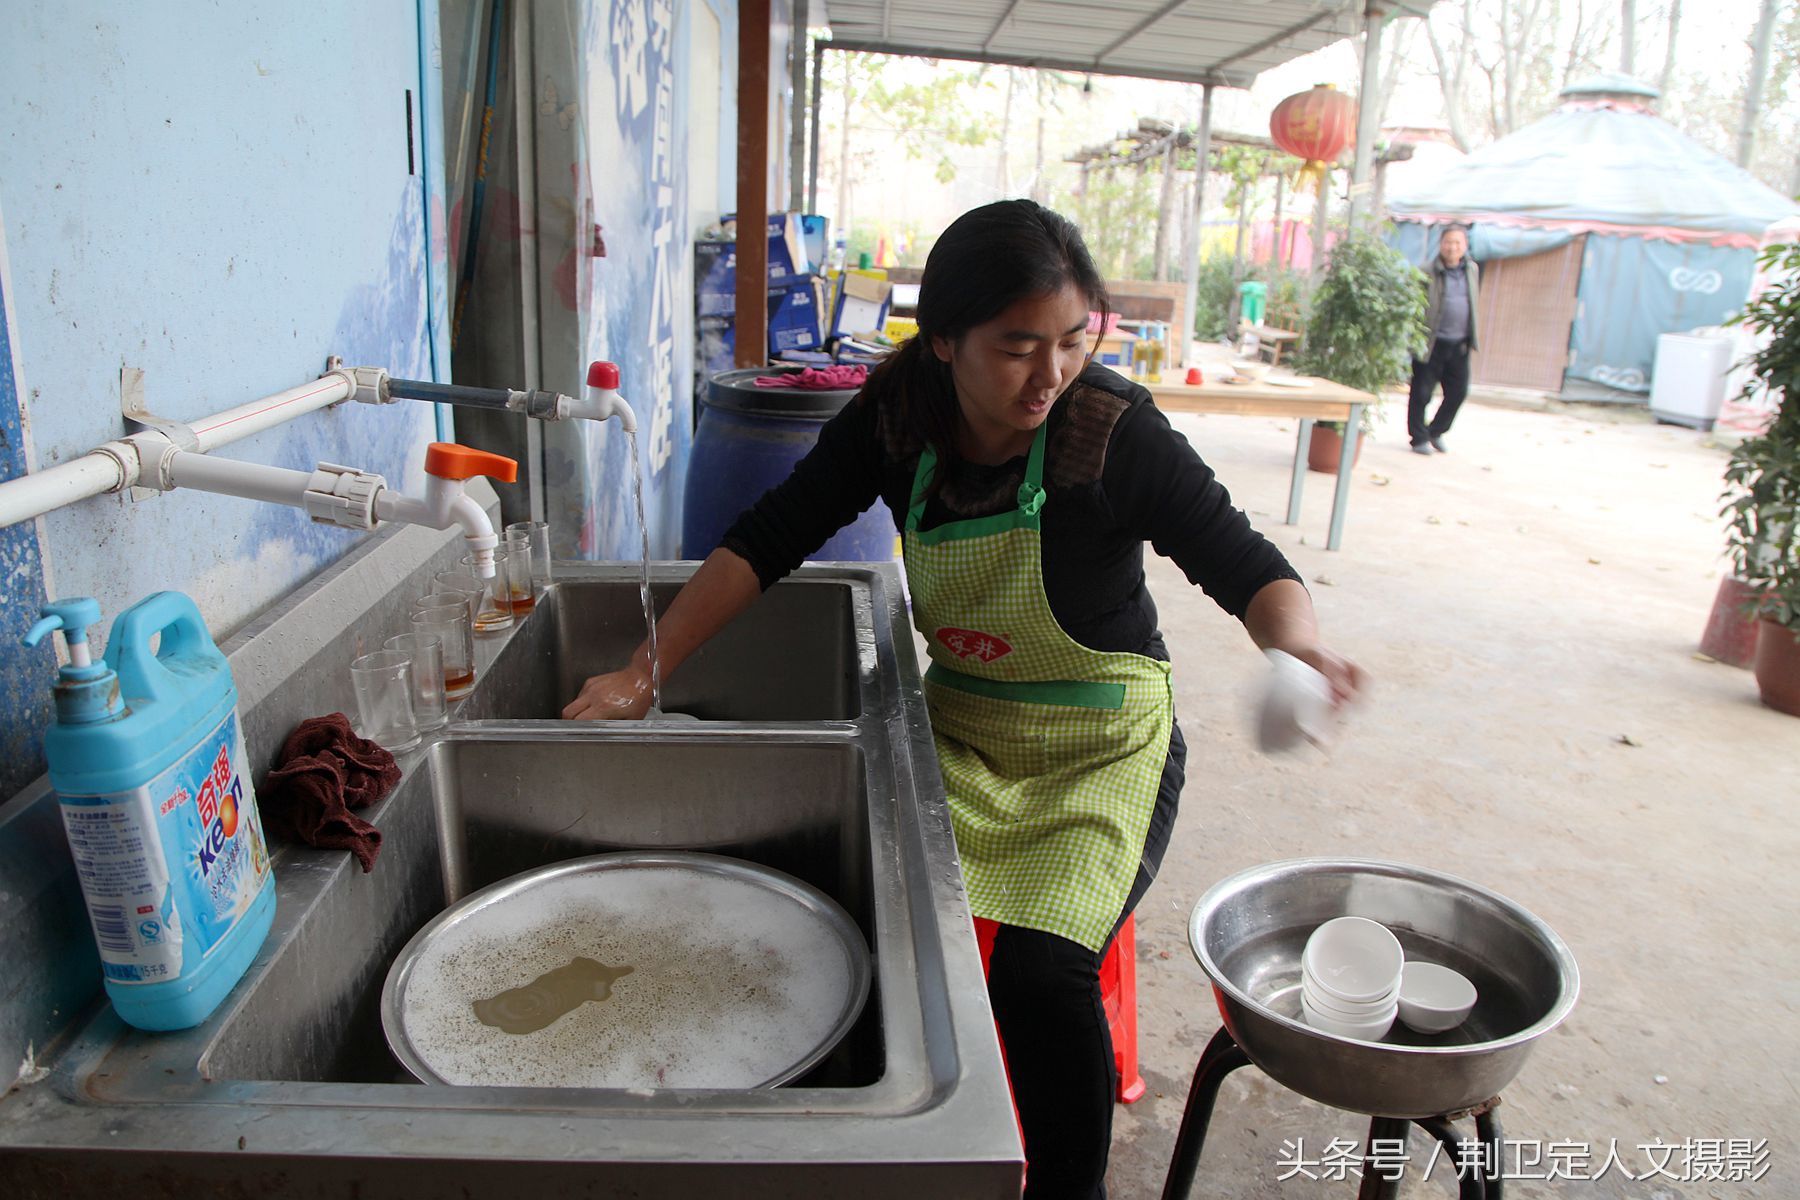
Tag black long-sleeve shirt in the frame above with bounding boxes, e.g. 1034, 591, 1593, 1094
721, 361, 1301, 659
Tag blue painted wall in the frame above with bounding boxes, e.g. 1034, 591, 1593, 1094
0, 4, 446, 794
0, 219, 53, 800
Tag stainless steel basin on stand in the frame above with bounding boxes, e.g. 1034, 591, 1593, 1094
0, 562, 1023, 1198
1163, 858, 1580, 1200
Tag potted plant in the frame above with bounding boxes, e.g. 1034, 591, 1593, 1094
1723, 242, 1800, 714
1293, 233, 1427, 472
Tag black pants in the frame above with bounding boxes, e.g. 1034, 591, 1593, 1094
1407, 338, 1471, 445
986, 719, 1187, 1200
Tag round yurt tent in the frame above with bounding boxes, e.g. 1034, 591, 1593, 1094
1388, 73, 1800, 397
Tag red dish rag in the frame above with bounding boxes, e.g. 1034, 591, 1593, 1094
752, 364, 869, 390
260, 713, 401, 872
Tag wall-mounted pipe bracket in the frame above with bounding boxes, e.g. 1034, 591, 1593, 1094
120, 367, 197, 501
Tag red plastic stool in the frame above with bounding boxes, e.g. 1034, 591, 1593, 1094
973, 915, 1145, 1105
1100, 913, 1146, 1103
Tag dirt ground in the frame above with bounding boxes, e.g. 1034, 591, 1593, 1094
1098, 390, 1799, 1198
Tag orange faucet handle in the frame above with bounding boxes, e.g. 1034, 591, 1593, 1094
424, 442, 519, 483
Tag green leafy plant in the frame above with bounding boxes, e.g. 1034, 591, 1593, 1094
1723, 242, 1800, 629
1190, 255, 1243, 342
1294, 233, 1427, 432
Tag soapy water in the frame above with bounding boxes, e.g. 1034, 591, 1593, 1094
627, 432, 663, 713
400, 868, 855, 1088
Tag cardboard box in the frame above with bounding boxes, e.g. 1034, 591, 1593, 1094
768, 275, 827, 353
730, 211, 811, 277
831, 270, 893, 339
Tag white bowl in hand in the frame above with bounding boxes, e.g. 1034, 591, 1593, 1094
1257, 649, 1334, 753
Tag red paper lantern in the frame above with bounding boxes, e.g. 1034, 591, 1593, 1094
1270, 84, 1357, 191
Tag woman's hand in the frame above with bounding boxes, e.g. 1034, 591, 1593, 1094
1280, 642, 1367, 709
1244, 578, 1367, 709
561, 662, 655, 721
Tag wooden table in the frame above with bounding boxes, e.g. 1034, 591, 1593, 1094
1143, 374, 1373, 551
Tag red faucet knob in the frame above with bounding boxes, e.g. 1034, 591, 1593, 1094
587, 361, 620, 389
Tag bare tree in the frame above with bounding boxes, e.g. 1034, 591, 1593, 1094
996, 67, 1016, 193
1426, 0, 1477, 150
1153, 128, 1181, 280
1621, 0, 1635, 74
1659, 0, 1681, 98
1738, 0, 1781, 167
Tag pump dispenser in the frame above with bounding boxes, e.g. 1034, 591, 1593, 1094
25, 598, 124, 726
26, 592, 275, 1031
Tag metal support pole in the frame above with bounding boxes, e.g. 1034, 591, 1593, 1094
1178, 83, 1214, 365
807, 39, 825, 216
787, 0, 809, 210
735, 0, 772, 367
1347, 1, 1385, 228
1310, 168, 1331, 283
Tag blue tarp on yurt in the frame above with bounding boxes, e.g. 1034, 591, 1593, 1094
1388, 74, 1799, 395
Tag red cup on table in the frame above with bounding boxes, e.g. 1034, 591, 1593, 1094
1185, 366, 1204, 386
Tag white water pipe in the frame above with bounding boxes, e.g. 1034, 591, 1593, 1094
157, 449, 500, 578
0, 371, 354, 530
164, 450, 315, 509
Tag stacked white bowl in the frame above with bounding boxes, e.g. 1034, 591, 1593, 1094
1300, 916, 1403, 1040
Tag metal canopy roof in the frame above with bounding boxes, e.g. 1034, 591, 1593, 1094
821, 0, 1369, 89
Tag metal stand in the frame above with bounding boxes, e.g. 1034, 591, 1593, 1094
1160, 1027, 1505, 1200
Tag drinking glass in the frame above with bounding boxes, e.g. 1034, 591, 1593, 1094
505, 520, 553, 596
349, 650, 420, 752
439, 567, 512, 636
384, 632, 448, 730
410, 601, 477, 700
463, 546, 532, 621
501, 531, 539, 616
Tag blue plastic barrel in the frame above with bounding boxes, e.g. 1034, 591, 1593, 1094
681, 367, 896, 561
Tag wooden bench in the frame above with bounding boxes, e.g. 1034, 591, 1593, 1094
1249, 325, 1300, 367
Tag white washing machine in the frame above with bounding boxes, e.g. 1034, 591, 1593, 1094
1649, 332, 1734, 431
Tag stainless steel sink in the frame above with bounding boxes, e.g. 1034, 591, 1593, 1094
200, 730, 882, 1089
0, 562, 1021, 1198
464, 577, 865, 722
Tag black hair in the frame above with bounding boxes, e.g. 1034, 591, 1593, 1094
858, 200, 1109, 495
1441, 222, 1471, 237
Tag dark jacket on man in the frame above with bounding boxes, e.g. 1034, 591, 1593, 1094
1421, 255, 1480, 357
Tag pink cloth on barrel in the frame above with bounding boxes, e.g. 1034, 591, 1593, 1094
752, 365, 869, 390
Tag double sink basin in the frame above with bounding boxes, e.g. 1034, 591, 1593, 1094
0, 565, 1020, 1197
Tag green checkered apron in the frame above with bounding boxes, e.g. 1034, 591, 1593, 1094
903, 424, 1175, 953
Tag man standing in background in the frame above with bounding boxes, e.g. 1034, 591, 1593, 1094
1408, 224, 1479, 455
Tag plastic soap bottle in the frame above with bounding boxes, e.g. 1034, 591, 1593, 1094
26, 592, 276, 1032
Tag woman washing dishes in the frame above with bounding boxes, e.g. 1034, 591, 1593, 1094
564, 200, 1364, 1197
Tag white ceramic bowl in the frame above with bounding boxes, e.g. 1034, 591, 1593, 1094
1397, 961, 1479, 1034
1301, 991, 1397, 1041
1257, 650, 1334, 753
1302, 972, 1398, 1018
1301, 916, 1404, 1005
1231, 360, 1272, 382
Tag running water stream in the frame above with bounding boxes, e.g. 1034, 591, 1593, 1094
628, 431, 663, 713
